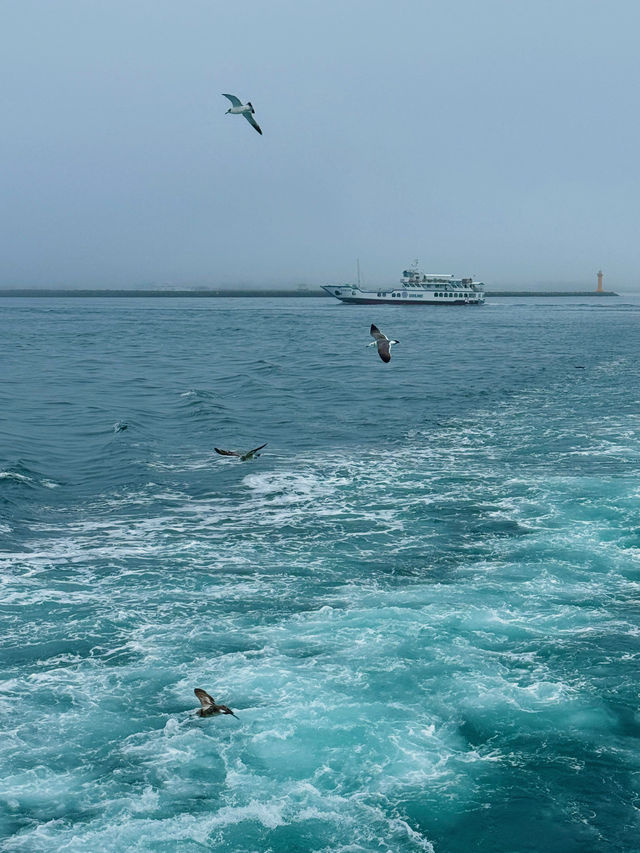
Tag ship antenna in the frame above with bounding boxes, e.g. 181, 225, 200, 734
357, 258, 361, 287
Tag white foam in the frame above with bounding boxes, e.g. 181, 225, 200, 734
0, 471, 31, 483
3, 385, 639, 852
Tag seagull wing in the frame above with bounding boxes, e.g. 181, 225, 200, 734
377, 340, 392, 363
248, 443, 267, 455
215, 448, 241, 457
222, 94, 242, 107
243, 112, 262, 135
370, 324, 388, 341
194, 688, 216, 710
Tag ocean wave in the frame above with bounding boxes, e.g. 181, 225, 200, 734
2, 299, 640, 851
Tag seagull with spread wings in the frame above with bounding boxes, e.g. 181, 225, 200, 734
222, 94, 262, 135
367, 324, 399, 363
214, 442, 267, 461
194, 688, 238, 718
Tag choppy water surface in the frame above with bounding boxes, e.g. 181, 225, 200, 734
1, 295, 639, 852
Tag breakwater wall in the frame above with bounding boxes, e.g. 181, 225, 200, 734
0, 289, 620, 298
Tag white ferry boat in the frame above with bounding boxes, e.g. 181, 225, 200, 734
322, 263, 485, 305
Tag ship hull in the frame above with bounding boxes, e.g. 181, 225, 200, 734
321, 286, 485, 306
329, 295, 483, 305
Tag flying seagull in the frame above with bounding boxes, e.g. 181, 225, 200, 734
194, 688, 238, 718
367, 324, 399, 363
222, 94, 262, 135
214, 442, 267, 461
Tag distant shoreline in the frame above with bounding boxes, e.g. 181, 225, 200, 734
0, 289, 621, 298
486, 290, 619, 297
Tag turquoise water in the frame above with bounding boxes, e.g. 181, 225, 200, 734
1, 296, 639, 852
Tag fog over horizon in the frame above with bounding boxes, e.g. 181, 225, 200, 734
1, 0, 639, 292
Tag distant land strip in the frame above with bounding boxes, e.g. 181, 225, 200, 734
0, 288, 619, 298
486, 290, 619, 297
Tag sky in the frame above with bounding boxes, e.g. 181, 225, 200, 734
1, 0, 639, 291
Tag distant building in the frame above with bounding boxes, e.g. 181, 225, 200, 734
597, 270, 603, 292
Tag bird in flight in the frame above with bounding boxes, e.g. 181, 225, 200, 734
222, 94, 262, 135
194, 688, 238, 718
367, 324, 399, 363
214, 442, 267, 461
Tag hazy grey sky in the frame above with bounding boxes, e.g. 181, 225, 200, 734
1, 0, 639, 290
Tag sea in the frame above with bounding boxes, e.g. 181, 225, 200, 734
1, 294, 639, 853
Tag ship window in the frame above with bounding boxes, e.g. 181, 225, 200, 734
334, 290, 340, 295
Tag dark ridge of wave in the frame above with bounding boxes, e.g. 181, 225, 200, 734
532, 301, 638, 313
250, 359, 281, 371
563, 302, 640, 312
70, 452, 157, 498
0, 460, 60, 494
176, 389, 231, 419
0, 461, 63, 547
